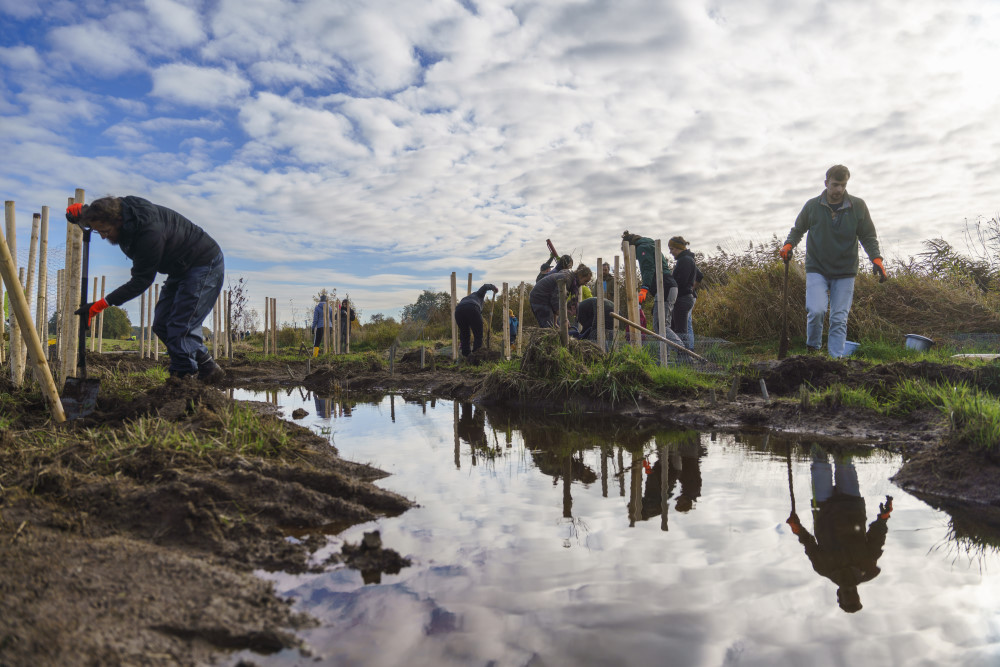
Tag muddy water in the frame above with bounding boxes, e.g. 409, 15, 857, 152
232, 390, 1000, 667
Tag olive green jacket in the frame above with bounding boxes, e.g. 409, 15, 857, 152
784, 193, 881, 279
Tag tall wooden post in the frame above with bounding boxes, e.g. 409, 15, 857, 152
146, 286, 153, 358
98, 276, 106, 353
263, 298, 269, 354
54, 269, 63, 366
89, 277, 97, 351
139, 291, 147, 358
333, 298, 340, 355
654, 240, 668, 367
558, 277, 569, 346
271, 297, 277, 355
37, 207, 49, 346
152, 283, 159, 360
613, 256, 620, 349
5, 201, 22, 384
225, 290, 232, 359
322, 300, 330, 355
517, 283, 525, 356
26, 213, 40, 365
467, 273, 472, 296
596, 256, 606, 352
342, 297, 349, 354
502, 282, 510, 360
450, 272, 458, 361
66, 190, 84, 379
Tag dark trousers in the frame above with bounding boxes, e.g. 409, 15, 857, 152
314, 327, 327, 347
530, 299, 555, 328
152, 251, 225, 374
671, 295, 694, 348
454, 302, 483, 357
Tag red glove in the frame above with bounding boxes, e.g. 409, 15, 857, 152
786, 512, 801, 534
66, 203, 83, 222
74, 298, 108, 328
878, 495, 893, 520
642, 458, 652, 474
872, 257, 887, 281
779, 243, 793, 261
638, 287, 649, 304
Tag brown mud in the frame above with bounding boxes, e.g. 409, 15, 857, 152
3, 345, 999, 664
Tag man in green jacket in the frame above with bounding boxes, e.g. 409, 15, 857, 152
780, 165, 887, 357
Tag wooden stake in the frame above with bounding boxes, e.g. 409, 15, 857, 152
596, 256, 606, 352
608, 312, 709, 363
90, 277, 97, 351
65, 191, 84, 382
225, 290, 231, 359
97, 276, 106, 353
502, 282, 510, 360
146, 286, 153, 358
558, 277, 569, 346
467, 273, 472, 296
139, 290, 146, 359
263, 297, 269, 354
271, 297, 277, 355
517, 283, 525, 356
26, 213, 40, 363
612, 255, 620, 349
152, 283, 158, 360
654, 240, 668, 367
450, 272, 458, 361
0, 227, 65, 422
5, 201, 22, 384
37, 207, 49, 347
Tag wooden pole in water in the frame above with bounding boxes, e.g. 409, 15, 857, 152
517, 283, 525, 356
502, 282, 510, 360
558, 277, 569, 346
450, 272, 458, 361
654, 240, 668, 367
0, 228, 65, 422
36, 207, 49, 347
596, 256, 606, 353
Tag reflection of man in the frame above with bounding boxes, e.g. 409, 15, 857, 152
456, 402, 487, 449
640, 437, 705, 524
786, 446, 893, 613
313, 394, 332, 419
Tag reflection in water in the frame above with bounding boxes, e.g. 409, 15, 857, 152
225, 390, 1000, 666
786, 444, 893, 613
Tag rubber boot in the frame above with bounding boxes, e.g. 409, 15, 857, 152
313, 346, 320, 357
195, 350, 225, 384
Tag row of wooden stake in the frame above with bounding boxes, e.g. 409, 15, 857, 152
447, 239, 676, 363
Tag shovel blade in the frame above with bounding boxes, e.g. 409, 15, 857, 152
62, 377, 101, 420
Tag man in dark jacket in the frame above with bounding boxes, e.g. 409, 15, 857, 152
68, 196, 224, 382
339, 299, 357, 351
454, 283, 497, 357
312, 294, 333, 356
528, 265, 592, 329
668, 236, 698, 348
576, 297, 614, 340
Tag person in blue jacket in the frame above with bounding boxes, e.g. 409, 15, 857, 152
312, 294, 334, 356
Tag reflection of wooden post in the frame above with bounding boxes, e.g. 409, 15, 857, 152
453, 400, 460, 469
654, 240, 667, 366
0, 228, 65, 421
97, 276, 106, 353
37, 207, 49, 346
517, 283, 525, 356
450, 272, 458, 361
152, 283, 159, 360
558, 277, 569, 346
263, 298, 269, 354
596, 256, 606, 352
502, 282, 510, 360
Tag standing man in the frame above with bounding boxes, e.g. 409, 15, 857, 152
312, 294, 333, 357
68, 196, 225, 382
667, 236, 698, 348
622, 231, 685, 348
780, 165, 886, 358
339, 299, 356, 350
453, 283, 498, 359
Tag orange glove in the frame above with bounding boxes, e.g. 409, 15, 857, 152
779, 243, 793, 261
66, 203, 83, 222
642, 458, 652, 474
872, 257, 887, 281
74, 298, 108, 328
786, 512, 801, 534
638, 287, 649, 304
878, 495, 893, 520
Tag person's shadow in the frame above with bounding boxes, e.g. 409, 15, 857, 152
787, 444, 893, 613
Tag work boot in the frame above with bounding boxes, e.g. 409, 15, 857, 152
806, 345, 820, 354
169, 369, 196, 379
313, 346, 320, 357
196, 354, 225, 384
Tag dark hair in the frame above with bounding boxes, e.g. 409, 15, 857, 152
826, 165, 850, 181
80, 196, 123, 229
668, 236, 689, 250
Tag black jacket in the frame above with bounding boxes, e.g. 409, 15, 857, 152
672, 249, 698, 299
456, 284, 496, 313
106, 196, 222, 306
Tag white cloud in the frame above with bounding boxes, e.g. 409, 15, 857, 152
237, 93, 369, 162
150, 63, 251, 107
48, 22, 144, 76
0, 45, 44, 71
143, 0, 206, 48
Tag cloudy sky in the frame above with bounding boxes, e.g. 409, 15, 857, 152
2, 0, 998, 324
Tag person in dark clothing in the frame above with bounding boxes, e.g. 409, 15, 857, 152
529, 265, 593, 329
508, 309, 518, 345
668, 236, 697, 348
68, 196, 225, 382
786, 445, 893, 613
312, 294, 333, 356
536, 253, 574, 283
576, 297, 614, 340
339, 299, 356, 350
454, 283, 498, 357
687, 266, 703, 350
622, 231, 684, 348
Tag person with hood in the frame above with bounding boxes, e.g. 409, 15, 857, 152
312, 294, 333, 356
668, 236, 698, 347
529, 265, 592, 329
67, 196, 225, 382
622, 231, 684, 347
780, 164, 886, 357
454, 283, 498, 358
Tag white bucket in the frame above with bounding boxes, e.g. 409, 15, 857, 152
843, 340, 860, 356
905, 334, 934, 351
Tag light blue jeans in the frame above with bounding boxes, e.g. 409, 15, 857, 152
805, 272, 855, 358
686, 296, 696, 350
811, 446, 860, 502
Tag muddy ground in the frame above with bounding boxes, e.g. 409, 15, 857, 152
2, 344, 999, 665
